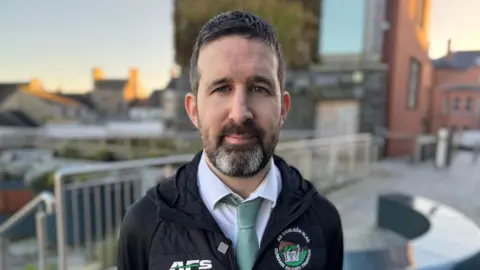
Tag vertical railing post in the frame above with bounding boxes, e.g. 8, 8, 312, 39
365, 135, 372, 173
348, 139, 356, 174
0, 236, 8, 270
36, 209, 48, 270
55, 172, 67, 270
328, 139, 339, 175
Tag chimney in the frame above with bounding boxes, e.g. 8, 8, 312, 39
29, 78, 43, 92
127, 67, 139, 100
129, 67, 138, 82
92, 67, 104, 81
447, 39, 453, 56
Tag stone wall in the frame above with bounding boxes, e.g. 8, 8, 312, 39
283, 91, 317, 130
300, 67, 387, 133
358, 70, 388, 134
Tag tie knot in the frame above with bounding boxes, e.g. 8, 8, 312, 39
238, 198, 263, 229
221, 194, 242, 206
220, 194, 263, 228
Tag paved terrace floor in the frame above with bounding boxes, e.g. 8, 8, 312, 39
327, 150, 480, 251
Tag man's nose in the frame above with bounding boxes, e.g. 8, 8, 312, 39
228, 89, 253, 123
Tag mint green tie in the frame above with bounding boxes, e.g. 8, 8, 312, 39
222, 195, 263, 270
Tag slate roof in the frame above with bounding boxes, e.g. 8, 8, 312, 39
94, 79, 127, 91
164, 72, 190, 92
8, 110, 39, 126
129, 98, 151, 107
60, 93, 96, 109
0, 83, 27, 103
432, 51, 480, 69
0, 110, 39, 127
147, 90, 163, 107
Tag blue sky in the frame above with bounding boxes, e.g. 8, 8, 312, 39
0, 0, 173, 94
1, 0, 479, 95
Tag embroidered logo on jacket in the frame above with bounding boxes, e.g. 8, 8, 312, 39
274, 227, 311, 269
169, 260, 212, 270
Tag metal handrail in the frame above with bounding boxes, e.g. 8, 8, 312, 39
54, 153, 195, 270
53, 134, 374, 270
0, 191, 55, 234
0, 191, 55, 270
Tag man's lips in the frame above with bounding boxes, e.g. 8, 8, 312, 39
224, 134, 256, 144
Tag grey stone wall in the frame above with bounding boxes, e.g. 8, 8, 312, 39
358, 70, 388, 134
289, 66, 388, 134
283, 91, 316, 130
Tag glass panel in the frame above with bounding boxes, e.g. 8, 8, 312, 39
320, 0, 366, 56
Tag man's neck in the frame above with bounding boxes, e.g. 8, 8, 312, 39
204, 155, 270, 199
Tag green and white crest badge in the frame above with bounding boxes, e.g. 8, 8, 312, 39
274, 227, 311, 269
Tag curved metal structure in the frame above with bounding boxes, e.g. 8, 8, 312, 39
345, 193, 480, 270
0, 191, 56, 270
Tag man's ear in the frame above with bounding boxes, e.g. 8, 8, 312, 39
185, 92, 199, 128
280, 91, 291, 126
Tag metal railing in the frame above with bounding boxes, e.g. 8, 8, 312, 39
51, 133, 374, 270
54, 154, 194, 270
0, 133, 375, 269
275, 133, 373, 190
0, 191, 55, 270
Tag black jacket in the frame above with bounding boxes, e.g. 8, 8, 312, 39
118, 152, 344, 270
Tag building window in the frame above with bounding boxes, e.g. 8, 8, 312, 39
453, 96, 460, 112
407, 58, 421, 109
466, 97, 473, 112
320, 0, 366, 57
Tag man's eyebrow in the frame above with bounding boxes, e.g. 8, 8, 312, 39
248, 75, 274, 88
208, 77, 231, 89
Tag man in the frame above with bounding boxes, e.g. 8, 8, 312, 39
118, 10, 343, 270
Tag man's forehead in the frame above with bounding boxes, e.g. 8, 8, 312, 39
197, 36, 278, 81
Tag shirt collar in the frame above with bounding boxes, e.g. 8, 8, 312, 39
197, 152, 281, 211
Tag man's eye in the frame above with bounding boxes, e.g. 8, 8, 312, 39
214, 86, 229, 93
251, 86, 268, 93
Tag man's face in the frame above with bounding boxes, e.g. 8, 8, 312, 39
185, 36, 290, 177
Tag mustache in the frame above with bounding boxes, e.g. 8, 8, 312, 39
219, 121, 262, 138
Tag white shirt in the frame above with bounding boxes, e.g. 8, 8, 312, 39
197, 152, 282, 249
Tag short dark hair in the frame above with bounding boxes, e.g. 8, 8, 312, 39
189, 10, 286, 95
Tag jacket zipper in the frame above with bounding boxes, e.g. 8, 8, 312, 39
224, 238, 239, 270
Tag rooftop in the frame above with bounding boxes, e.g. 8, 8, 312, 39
432, 50, 480, 70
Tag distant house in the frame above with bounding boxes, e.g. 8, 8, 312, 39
59, 93, 97, 111
430, 41, 480, 132
0, 81, 96, 124
159, 72, 195, 130
89, 67, 146, 119
127, 98, 164, 122
90, 71, 128, 119
147, 90, 163, 108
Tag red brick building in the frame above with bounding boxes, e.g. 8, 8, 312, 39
430, 44, 480, 132
382, 0, 433, 156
